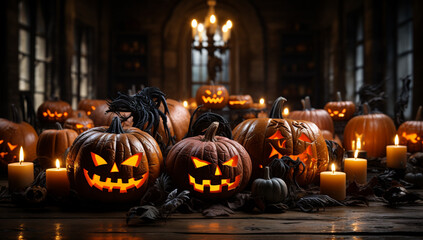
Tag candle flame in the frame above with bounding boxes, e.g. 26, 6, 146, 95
331, 163, 335, 174
198, 23, 204, 32
226, 20, 233, 29
191, 19, 198, 28
354, 150, 358, 159
357, 137, 361, 150
183, 100, 188, 108
222, 24, 228, 33
19, 147, 24, 165
283, 107, 289, 116
259, 98, 265, 105
56, 159, 60, 169
210, 14, 216, 24
395, 134, 399, 146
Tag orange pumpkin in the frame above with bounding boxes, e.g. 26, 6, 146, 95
195, 83, 229, 109
78, 99, 107, 116
37, 98, 72, 125
64, 113, 94, 134
90, 103, 133, 127
37, 123, 78, 169
157, 99, 191, 144
228, 95, 253, 109
289, 96, 334, 134
233, 97, 329, 186
397, 106, 423, 153
343, 104, 396, 158
0, 105, 38, 172
324, 91, 356, 121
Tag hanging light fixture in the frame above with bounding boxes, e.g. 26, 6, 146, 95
190, 0, 232, 81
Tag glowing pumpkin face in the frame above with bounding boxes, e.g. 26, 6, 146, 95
78, 99, 107, 116
37, 99, 72, 124
64, 113, 94, 134
188, 155, 241, 194
397, 106, 423, 153
324, 92, 356, 121
166, 122, 252, 199
84, 152, 148, 193
233, 97, 329, 186
0, 107, 38, 173
66, 117, 163, 203
228, 95, 253, 109
195, 84, 229, 109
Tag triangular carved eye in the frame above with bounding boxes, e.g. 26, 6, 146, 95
268, 130, 284, 140
0, 140, 3, 144
205, 90, 212, 95
121, 153, 143, 167
299, 133, 312, 143
91, 152, 107, 166
7, 143, 17, 151
223, 155, 238, 167
191, 156, 211, 168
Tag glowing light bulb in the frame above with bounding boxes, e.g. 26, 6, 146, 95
198, 23, 204, 32
259, 98, 265, 105
191, 19, 198, 28
210, 15, 216, 24
183, 101, 188, 108
222, 25, 228, 33
283, 107, 289, 116
226, 20, 233, 29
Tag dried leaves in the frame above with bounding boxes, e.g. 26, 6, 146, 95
295, 195, 344, 213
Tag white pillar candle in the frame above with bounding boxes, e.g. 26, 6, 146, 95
46, 159, 70, 196
344, 150, 367, 184
386, 135, 407, 169
8, 147, 34, 192
320, 164, 346, 201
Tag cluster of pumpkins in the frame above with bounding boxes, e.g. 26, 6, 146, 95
0, 89, 421, 205
195, 83, 261, 110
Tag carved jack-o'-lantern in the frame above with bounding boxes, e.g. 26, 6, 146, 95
0, 105, 38, 173
166, 122, 252, 199
397, 106, 423, 153
37, 98, 72, 125
324, 91, 356, 121
233, 97, 329, 186
66, 117, 163, 203
195, 83, 229, 109
64, 113, 94, 134
228, 95, 253, 109
78, 99, 107, 116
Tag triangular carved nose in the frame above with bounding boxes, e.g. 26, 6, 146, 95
215, 166, 222, 176
110, 163, 119, 172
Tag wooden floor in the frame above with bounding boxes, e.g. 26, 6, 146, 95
1, 182, 423, 239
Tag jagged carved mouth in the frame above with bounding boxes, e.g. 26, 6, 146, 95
188, 174, 241, 193
83, 169, 148, 193
229, 100, 246, 105
202, 96, 224, 104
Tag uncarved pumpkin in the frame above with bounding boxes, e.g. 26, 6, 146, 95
233, 97, 329, 186
343, 104, 396, 158
195, 83, 229, 109
289, 96, 334, 134
157, 99, 191, 144
324, 91, 356, 121
37, 123, 78, 169
66, 117, 163, 203
251, 166, 288, 204
166, 122, 252, 199
0, 105, 38, 172
397, 106, 423, 153
90, 103, 133, 127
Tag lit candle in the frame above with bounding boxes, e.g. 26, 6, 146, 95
222, 24, 229, 42
344, 150, 367, 184
386, 134, 407, 169
8, 147, 34, 192
46, 159, 70, 196
282, 107, 290, 118
197, 23, 204, 42
320, 164, 346, 201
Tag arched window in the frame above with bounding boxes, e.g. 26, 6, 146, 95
190, 27, 230, 97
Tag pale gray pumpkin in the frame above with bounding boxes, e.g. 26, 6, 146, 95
251, 166, 288, 203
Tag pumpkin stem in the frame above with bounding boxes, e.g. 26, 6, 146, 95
10, 104, 22, 123
55, 122, 63, 130
362, 103, 370, 115
203, 121, 219, 142
416, 106, 422, 121
304, 96, 312, 110
336, 91, 342, 102
269, 97, 287, 119
264, 166, 271, 180
106, 117, 125, 134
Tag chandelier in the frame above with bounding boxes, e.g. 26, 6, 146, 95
190, 0, 232, 81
